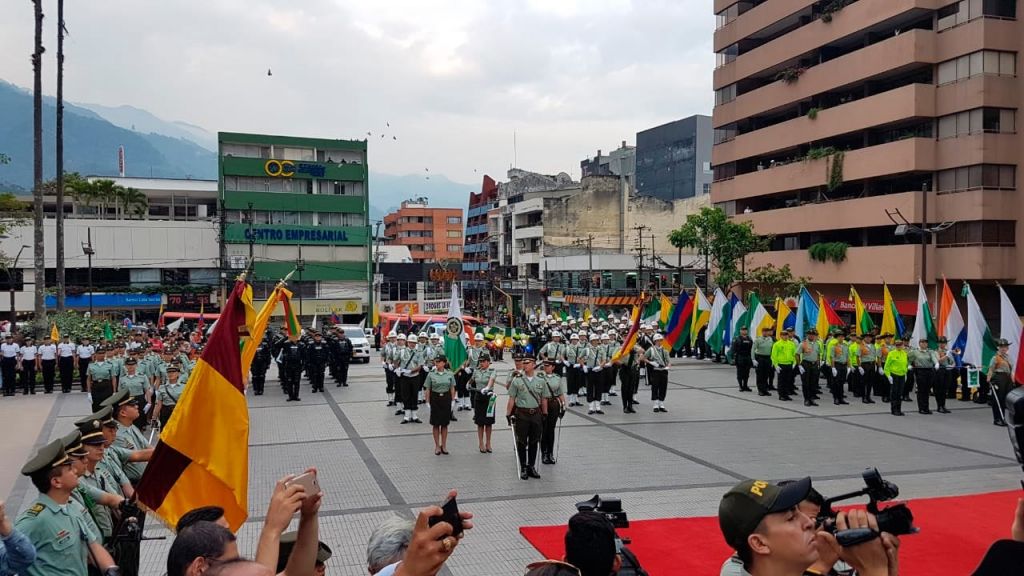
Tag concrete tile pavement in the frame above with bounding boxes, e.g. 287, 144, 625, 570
4, 352, 1021, 576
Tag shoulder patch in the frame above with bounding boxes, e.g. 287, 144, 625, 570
27, 503, 45, 516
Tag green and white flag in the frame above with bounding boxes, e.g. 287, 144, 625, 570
910, 280, 938, 349
964, 282, 998, 368
444, 284, 468, 369
707, 288, 729, 353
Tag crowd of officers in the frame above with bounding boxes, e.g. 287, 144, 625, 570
729, 325, 1014, 424
248, 327, 355, 401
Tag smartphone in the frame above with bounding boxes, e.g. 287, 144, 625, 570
428, 495, 464, 538
286, 471, 319, 495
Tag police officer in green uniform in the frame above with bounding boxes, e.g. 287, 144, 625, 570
752, 327, 774, 396
797, 328, 820, 406
827, 332, 850, 405
15, 438, 119, 576
859, 334, 878, 404
77, 427, 126, 543
910, 338, 938, 414
102, 391, 149, 483
118, 360, 151, 431
153, 364, 185, 429
425, 355, 456, 455
539, 359, 566, 465
469, 353, 498, 453
62, 430, 105, 541
987, 338, 1013, 426
506, 355, 547, 480
86, 349, 118, 414
935, 337, 954, 414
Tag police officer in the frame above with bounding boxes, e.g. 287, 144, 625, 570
250, 334, 273, 396
645, 334, 671, 412
0, 335, 19, 397
39, 335, 58, 394
583, 334, 605, 415
58, 335, 76, 393
619, 341, 642, 413
153, 364, 185, 429
87, 349, 118, 413
752, 327, 774, 396
883, 338, 909, 416
118, 360, 151, 430
305, 332, 329, 393
540, 359, 566, 465
335, 328, 353, 387
731, 326, 754, 392
539, 331, 566, 377
103, 390, 149, 484
20, 336, 39, 395
76, 337, 96, 393
506, 355, 546, 480
935, 337, 954, 414
910, 337, 938, 415
469, 352, 498, 453
796, 328, 819, 406
382, 333, 399, 408
859, 334, 878, 404
276, 334, 305, 402
827, 332, 849, 405
988, 339, 1013, 426
16, 438, 119, 576
77, 427, 126, 544
396, 334, 423, 424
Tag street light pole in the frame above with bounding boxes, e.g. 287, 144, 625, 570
9, 245, 28, 331
296, 245, 305, 326
82, 228, 95, 316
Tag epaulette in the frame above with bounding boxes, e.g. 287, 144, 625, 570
26, 503, 45, 516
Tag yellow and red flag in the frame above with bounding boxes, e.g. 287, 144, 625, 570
611, 303, 642, 363
280, 287, 301, 336
137, 279, 251, 531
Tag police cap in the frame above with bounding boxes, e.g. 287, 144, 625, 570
76, 416, 107, 445
21, 438, 71, 476
101, 389, 137, 409
76, 406, 117, 430
62, 430, 88, 457
125, 358, 138, 365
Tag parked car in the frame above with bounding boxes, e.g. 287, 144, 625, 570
340, 326, 371, 363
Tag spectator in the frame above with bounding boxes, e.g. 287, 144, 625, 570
563, 512, 619, 576
524, 560, 582, 576
206, 559, 274, 576
381, 489, 473, 576
253, 470, 323, 576
276, 532, 331, 576
971, 498, 1024, 575
0, 499, 36, 576
176, 506, 229, 533
366, 516, 414, 574
167, 521, 239, 576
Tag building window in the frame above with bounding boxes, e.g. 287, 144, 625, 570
715, 84, 737, 106
221, 144, 270, 158
936, 164, 1016, 191
277, 147, 314, 161
225, 176, 312, 194
422, 245, 434, 252
937, 108, 1016, 138
936, 220, 1016, 246
716, 43, 739, 68
937, 50, 1016, 85
447, 245, 462, 251
713, 163, 737, 182
702, 183, 712, 195
447, 230, 461, 237
162, 269, 190, 285
716, 2, 752, 29
446, 216, 462, 224
938, 0, 1016, 32
714, 123, 737, 144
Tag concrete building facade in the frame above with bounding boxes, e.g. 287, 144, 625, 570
383, 198, 464, 264
636, 115, 713, 201
711, 0, 1021, 302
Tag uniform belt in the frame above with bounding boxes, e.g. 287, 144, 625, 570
515, 407, 539, 415
834, 362, 847, 367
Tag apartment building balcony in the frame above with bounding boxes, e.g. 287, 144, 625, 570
714, 83, 934, 165
714, 0, 939, 89
747, 245, 923, 285
515, 225, 544, 240
715, 0, 817, 52
933, 246, 1016, 281
713, 137, 936, 202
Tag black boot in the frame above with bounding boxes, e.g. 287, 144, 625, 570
520, 467, 529, 480
527, 466, 541, 479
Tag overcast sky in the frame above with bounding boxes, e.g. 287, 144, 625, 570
0, 0, 714, 186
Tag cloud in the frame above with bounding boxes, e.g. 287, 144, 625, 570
0, 0, 713, 186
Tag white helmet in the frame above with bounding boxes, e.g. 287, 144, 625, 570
654, 333, 664, 341
570, 333, 580, 340
429, 333, 439, 340
397, 334, 407, 341
590, 334, 600, 341
387, 332, 397, 339
418, 331, 428, 338
474, 333, 485, 341
552, 331, 562, 338
408, 335, 418, 343
601, 333, 611, 340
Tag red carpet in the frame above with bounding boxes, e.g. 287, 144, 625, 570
519, 490, 1021, 575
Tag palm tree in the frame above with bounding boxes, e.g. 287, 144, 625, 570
90, 179, 119, 218
121, 187, 148, 219
55, 0, 67, 311
32, 0, 46, 331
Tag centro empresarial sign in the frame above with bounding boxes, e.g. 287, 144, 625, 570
263, 159, 327, 178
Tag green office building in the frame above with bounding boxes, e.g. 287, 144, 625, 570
218, 132, 371, 321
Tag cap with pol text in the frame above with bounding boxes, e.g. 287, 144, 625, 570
718, 476, 812, 551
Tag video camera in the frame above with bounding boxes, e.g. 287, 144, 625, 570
817, 468, 918, 547
575, 495, 648, 576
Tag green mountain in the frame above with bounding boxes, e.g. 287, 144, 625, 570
0, 80, 216, 190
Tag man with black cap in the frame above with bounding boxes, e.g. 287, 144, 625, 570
718, 477, 897, 576
104, 390, 150, 483
250, 333, 273, 396
275, 531, 332, 575
304, 331, 329, 393
0, 334, 19, 397
275, 333, 305, 402
15, 438, 119, 576
76, 336, 96, 393
506, 354, 546, 479
78, 407, 150, 498
87, 348, 118, 413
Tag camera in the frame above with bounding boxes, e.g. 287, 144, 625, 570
575, 495, 647, 576
817, 468, 918, 547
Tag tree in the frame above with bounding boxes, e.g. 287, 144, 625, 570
119, 186, 148, 218
668, 206, 769, 290
56, 0, 67, 311
32, 0, 47, 334
746, 263, 811, 302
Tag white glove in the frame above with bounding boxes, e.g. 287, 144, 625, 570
144, 403, 152, 413
752, 359, 758, 368
593, 366, 602, 372
649, 361, 661, 368
831, 367, 838, 377
798, 365, 805, 375
583, 366, 590, 373
887, 375, 893, 384
934, 363, 940, 370
397, 368, 407, 377
466, 368, 473, 375
858, 367, 864, 376
574, 363, 581, 369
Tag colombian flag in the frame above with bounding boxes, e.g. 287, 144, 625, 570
137, 280, 251, 531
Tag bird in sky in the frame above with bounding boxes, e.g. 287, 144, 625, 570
267, 68, 272, 76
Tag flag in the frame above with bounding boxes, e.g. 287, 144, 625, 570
166, 317, 184, 333
280, 288, 301, 337
157, 302, 165, 330
311, 314, 318, 331
910, 280, 938, 349
998, 285, 1023, 384
691, 286, 712, 346
583, 308, 592, 323
596, 308, 608, 321
730, 296, 748, 346
372, 303, 380, 328
642, 298, 660, 325
241, 284, 281, 377
881, 283, 905, 337
939, 278, 967, 366
659, 295, 673, 329
330, 311, 340, 325
963, 282, 998, 369
723, 293, 739, 350
748, 293, 773, 336
794, 287, 818, 341
707, 288, 729, 353
816, 294, 844, 337
137, 280, 250, 532
611, 304, 642, 362
50, 323, 60, 341
103, 321, 114, 341
775, 298, 793, 340
197, 303, 205, 332
849, 287, 874, 336
444, 284, 468, 369
662, 290, 692, 351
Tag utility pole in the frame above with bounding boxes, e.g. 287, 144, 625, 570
247, 202, 255, 265
55, 0, 66, 311
632, 224, 648, 291
296, 245, 305, 326
372, 220, 383, 329
82, 228, 94, 316
572, 234, 595, 306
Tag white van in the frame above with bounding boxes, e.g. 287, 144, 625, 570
339, 326, 371, 362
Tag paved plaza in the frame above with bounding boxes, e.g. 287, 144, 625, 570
2, 352, 1021, 576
